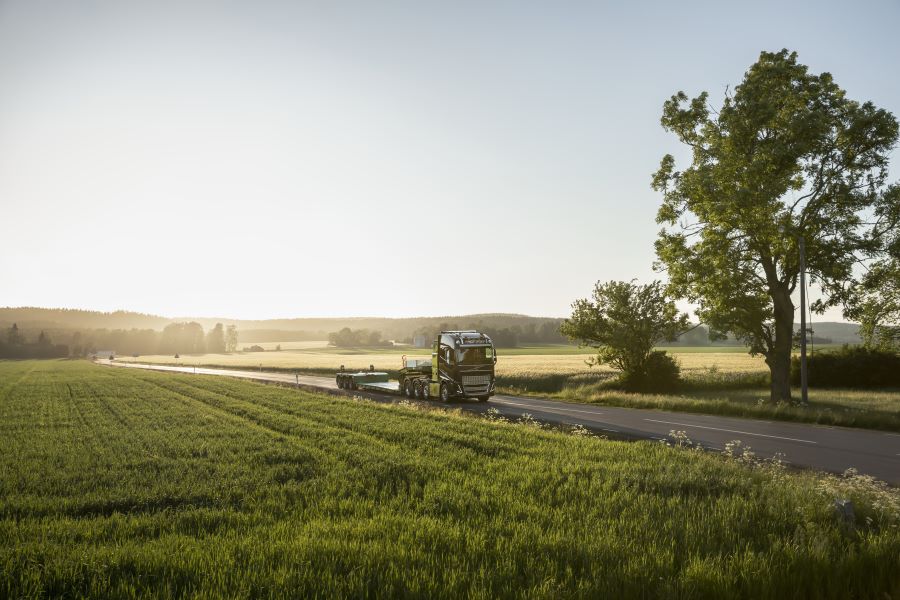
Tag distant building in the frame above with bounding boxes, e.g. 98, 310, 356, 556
413, 335, 428, 348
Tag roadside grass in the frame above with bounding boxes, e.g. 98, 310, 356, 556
497, 370, 900, 433
2, 360, 898, 598
544, 384, 900, 432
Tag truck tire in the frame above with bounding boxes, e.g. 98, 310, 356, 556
349, 378, 357, 390
404, 379, 414, 398
440, 382, 451, 403
422, 382, 431, 400
414, 380, 423, 399
336, 376, 344, 389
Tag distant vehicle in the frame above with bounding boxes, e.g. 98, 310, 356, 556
174, 353, 180, 359
336, 331, 496, 403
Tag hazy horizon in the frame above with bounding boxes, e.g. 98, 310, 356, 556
0, 305, 863, 329
2, 1, 897, 322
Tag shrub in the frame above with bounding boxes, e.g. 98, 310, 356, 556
791, 345, 900, 388
622, 350, 681, 393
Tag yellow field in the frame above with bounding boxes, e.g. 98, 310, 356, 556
118, 345, 768, 376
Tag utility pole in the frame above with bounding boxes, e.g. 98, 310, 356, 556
799, 236, 809, 405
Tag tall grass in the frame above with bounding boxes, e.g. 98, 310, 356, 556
1, 361, 899, 598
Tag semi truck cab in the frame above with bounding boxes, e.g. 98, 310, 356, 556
430, 330, 496, 402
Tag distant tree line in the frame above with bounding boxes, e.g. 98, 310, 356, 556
328, 328, 392, 348
407, 320, 568, 348
2, 323, 240, 358
0, 308, 578, 344
656, 324, 835, 347
0, 324, 70, 358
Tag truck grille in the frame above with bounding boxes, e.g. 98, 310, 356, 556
462, 375, 491, 396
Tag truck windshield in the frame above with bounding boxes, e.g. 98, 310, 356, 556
456, 346, 494, 365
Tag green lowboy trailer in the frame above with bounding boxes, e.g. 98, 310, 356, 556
335, 331, 497, 403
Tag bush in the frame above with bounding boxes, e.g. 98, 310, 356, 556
791, 345, 900, 388
622, 350, 681, 393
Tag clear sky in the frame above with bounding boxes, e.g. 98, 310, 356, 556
1, 0, 897, 320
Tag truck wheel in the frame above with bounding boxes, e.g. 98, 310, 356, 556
422, 382, 431, 400
414, 380, 423, 399
404, 379, 414, 397
336, 376, 344, 389
440, 383, 451, 403
349, 378, 357, 390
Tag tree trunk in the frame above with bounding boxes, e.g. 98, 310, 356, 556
767, 289, 795, 403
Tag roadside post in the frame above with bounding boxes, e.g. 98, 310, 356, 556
799, 236, 809, 405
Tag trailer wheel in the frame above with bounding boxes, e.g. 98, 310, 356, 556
336, 376, 344, 389
439, 383, 451, 403
349, 378, 357, 390
414, 380, 424, 399
404, 379, 414, 398
422, 382, 431, 400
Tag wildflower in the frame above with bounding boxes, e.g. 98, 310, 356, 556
570, 423, 593, 437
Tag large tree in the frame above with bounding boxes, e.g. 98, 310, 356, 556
653, 49, 899, 402
206, 323, 226, 354
225, 325, 239, 353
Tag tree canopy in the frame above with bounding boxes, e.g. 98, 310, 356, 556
206, 323, 226, 354
652, 49, 899, 401
560, 280, 689, 390
849, 219, 900, 350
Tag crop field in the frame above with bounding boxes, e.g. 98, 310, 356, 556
119, 345, 769, 377
2, 360, 899, 598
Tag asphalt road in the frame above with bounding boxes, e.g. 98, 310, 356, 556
106, 361, 900, 484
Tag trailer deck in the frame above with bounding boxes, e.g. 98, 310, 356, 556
357, 380, 401, 393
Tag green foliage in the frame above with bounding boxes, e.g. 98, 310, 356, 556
561, 280, 689, 391
623, 350, 681, 393
2, 361, 899, 597
653, 49, 900, 402
792, 345, 900, 388
848, 227, 900, 350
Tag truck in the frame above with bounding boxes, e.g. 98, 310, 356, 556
335, 330, 497, 402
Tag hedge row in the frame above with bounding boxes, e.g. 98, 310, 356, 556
791, 346, 900, 388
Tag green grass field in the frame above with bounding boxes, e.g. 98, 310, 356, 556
2, 361, 899, 598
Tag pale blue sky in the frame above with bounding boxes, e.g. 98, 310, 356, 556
1, 1, 897, 319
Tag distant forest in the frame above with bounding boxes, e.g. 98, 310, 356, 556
0, 320, 238, 358
0, 307, 862, 355
0, 324, 70, 359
